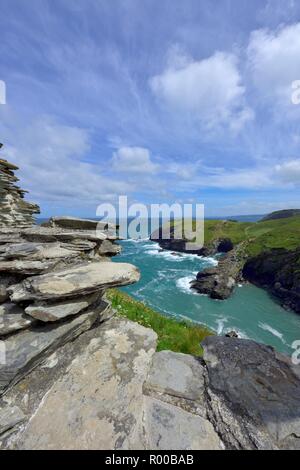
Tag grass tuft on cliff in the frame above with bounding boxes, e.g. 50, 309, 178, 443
106, 288, 213, 356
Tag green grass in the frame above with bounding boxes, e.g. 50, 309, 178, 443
106, 288, 214, 356
166, 215, 300, 257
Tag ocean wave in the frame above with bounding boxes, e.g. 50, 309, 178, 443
128, 237, 150, 243
215, 317, 249, 339
259, 322, 286, 343
144, 248, 204, 262
176, 275, 199, 295
216, 317, 228, 335
201, 256, 218, 267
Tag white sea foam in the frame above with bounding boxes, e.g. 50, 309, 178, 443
259, 322, 286, 343
216, 317, 228, 334
128, 237, 150, 243
201, 256, 218, 267
176, 275, 199, 295
215, 317, 249, 339
144, 247, 217, 263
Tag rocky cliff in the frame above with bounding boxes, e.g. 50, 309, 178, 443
152, 217, 300, 311
0, 147, 40, 228
0, 151, 300, 450
243, 248, 300, 313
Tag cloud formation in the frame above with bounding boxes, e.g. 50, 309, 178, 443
247, 23, 300, 109
0, 0, 300, 216
111, 146, 159, 174
150, 50, 253, 130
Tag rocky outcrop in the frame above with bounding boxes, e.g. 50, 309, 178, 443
42, 215, 117, 232
151, 223, 243, 299
0, 318, 223, 450
9, 262, 139, 302
0, 153, 40, 227
151, 224, 233, 257
202, 336, 300, 449
2, 320, 300, 450
243, 248, 300, 313
0, 153, 299, 450
0, 152, 139, 398
190, 245, 246, 299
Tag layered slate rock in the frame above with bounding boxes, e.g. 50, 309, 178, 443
144, 397, 222, 450
144, 350, 207, 417
0, 303, 36, 336
2, 317, 222, 451
43, 216, 116, 232
0, 154, 40, 228
202, 336, 300, 450
190, 244, 246, 299
0, 153, 139, 401
12, 317, 157, 450
0, 405, 25, 435
25, 293, 101, 322
0, 274, 19, 302
0, 241, 96, 261
9, 262, 140, 302
143, 350, 223, 449
0, 300, 110, 394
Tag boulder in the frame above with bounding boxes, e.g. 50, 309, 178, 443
144, 351, 207, 418
25, 293, 101, 322
143, 396, 222, 450
9, 262, 140, 302
0, 302, 36, 336
0, 241, 96, 261
43, 216, 116, 232
0, 259, 60, 275
191, 247, 244, 299
0, 300, 110, 394
202, 336, 300, 449
144, 351, 206, 408
20, 226, 108, 242
12, 317, 157, 450
96, 240, 121, 256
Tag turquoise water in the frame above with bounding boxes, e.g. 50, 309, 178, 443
114, 239, 300, 356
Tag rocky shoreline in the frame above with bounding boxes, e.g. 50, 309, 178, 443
243, 248, 300, 314
0, 149, 300, 449
152, 222, 300, 313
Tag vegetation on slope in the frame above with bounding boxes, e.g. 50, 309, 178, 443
106, 288, 213, 356
168, 215, 300, 257
260, 209, 300, 222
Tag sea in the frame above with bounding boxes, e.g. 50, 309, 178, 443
38, 216, 300, 356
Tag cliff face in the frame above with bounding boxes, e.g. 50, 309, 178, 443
1, 326, 300, 450
260, 209, 300, 222
0, 155, 40, 227
243, 248, 300, 313
1, 152, 300, 450
152, 217, 300, 312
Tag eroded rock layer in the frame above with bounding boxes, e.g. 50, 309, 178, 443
0, 149, 40, 227
0, 154, 299, 450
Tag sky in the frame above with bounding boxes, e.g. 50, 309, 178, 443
0, 0, 300, 217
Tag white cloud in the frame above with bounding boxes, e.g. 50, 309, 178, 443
0, 116, 133, 212
247, 23, 300, 107
111, 146, 159, 174
275, 159, 300, 184
150, 50, 253, 130
187, 166, 272, 190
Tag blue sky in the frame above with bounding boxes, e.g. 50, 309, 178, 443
1, 0, 300, 217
